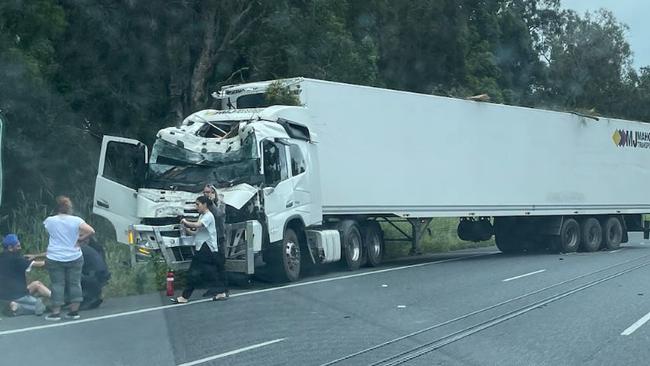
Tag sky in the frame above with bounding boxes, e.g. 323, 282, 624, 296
561, 0, 650, 69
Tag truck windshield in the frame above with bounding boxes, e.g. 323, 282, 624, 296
146, 134, 261, 191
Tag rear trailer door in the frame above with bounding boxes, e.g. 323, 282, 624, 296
93, 136, 148, 243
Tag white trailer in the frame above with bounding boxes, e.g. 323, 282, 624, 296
94, 78, 650, 281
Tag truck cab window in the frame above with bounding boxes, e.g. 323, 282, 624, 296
237, 93, 268, 109
103, 142, 144, 189
290, 144, 306, 176
262, 140, 288, 186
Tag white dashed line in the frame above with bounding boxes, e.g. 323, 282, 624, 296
621, 311, 650, 336
177, 338, 285, 366
502, 269, 546, 282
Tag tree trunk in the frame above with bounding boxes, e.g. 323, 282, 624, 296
190, 2, 218, 111
167, 34, 191, 123
189, 1, 260, 111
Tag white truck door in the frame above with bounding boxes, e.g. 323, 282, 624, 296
93, 136, 148, 243
261, 140, 296, 242
288, 143, 315, 222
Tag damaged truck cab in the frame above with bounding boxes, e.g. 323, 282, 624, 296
94, 106, 336, 281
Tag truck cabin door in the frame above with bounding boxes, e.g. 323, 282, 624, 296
261, 139, 296, 242
93, 136, 148, 243
287, 142, 313, 221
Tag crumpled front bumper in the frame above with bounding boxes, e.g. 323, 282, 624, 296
130, 220, 263, 273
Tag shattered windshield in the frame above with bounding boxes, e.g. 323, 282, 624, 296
146, 133, 261, 191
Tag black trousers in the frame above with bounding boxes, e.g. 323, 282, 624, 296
182, 243, 227, 299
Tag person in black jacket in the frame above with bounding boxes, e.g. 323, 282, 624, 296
203, 185, 227, 251
79, 237, 111, 310
0, 234, 49, 316
203, 185, 228, 294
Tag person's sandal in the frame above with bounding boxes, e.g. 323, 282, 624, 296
212, 293, 228, 301
44, 313, 61, 321
65, 312, 81, 320
169, 297, 188, 304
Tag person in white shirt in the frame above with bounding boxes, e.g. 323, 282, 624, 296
43, 196, 95, 321
171, 195, 228, 303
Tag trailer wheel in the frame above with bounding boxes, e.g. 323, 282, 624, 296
339, 220, 362, 271
580, 217, 602, 252
556, 218, 580, 253
272, 228, 301, 282
363, 222, 384, 267
602, 216, 623, 250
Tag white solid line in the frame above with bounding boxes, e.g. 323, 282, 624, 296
621, 311, 650, 336
177, 338, 285, 366
610, 249, 622, 254
502, 269, 546, 282
0, 252, 495, 336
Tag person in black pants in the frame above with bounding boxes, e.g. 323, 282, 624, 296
203, 185, 229, 294
79, 238, 111, 310
171, 196, 227, 303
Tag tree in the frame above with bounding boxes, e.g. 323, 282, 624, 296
542, 10, 632, 113
243, 0, 378, 86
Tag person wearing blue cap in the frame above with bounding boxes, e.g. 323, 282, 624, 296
0, 233, 50, 316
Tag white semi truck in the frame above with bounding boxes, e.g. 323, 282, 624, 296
93, 78, 650, 281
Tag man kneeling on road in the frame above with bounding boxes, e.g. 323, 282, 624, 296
79, 237, 111, 310
0, 234, 51, 316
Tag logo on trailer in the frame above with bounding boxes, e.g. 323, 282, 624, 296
613, 130, 650, 149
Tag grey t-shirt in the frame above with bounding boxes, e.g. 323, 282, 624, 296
194, 211, 218, 252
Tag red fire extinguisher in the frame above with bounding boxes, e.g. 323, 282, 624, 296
166, 270, 175, 296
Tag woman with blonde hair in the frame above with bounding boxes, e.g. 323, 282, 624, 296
43, 196, 95, 321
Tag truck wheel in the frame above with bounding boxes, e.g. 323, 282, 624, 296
272, 228, 301, 282
494, 218, 521, 254
339, 220, 362, 271
557, 218, 580, 253
363, 222, 384, 267
602, 216, 623, 250
580, 217, 602, 252
495, 233, 519, 254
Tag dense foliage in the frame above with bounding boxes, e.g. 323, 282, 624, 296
2, 0, 649, 225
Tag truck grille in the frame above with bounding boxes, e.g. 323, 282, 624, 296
172, 246, 195, 262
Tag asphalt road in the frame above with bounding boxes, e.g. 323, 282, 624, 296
2, 234, 650, 366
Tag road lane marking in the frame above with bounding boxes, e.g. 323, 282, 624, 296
177, 338, 285, 366
621, 311, 650, 336
0, 252, 496, 336
610, 249, 622, 254
502, 269, 546, 282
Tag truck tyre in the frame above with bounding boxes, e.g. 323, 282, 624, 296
339, 220, 362, 271
580, 217, 602, 252
556, 218, 580, 253
494, 218, 521, 254
602, 216, 623, 250
272, 228, 301, 282
495, 233, 519, 254
363, 222, 384, 267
